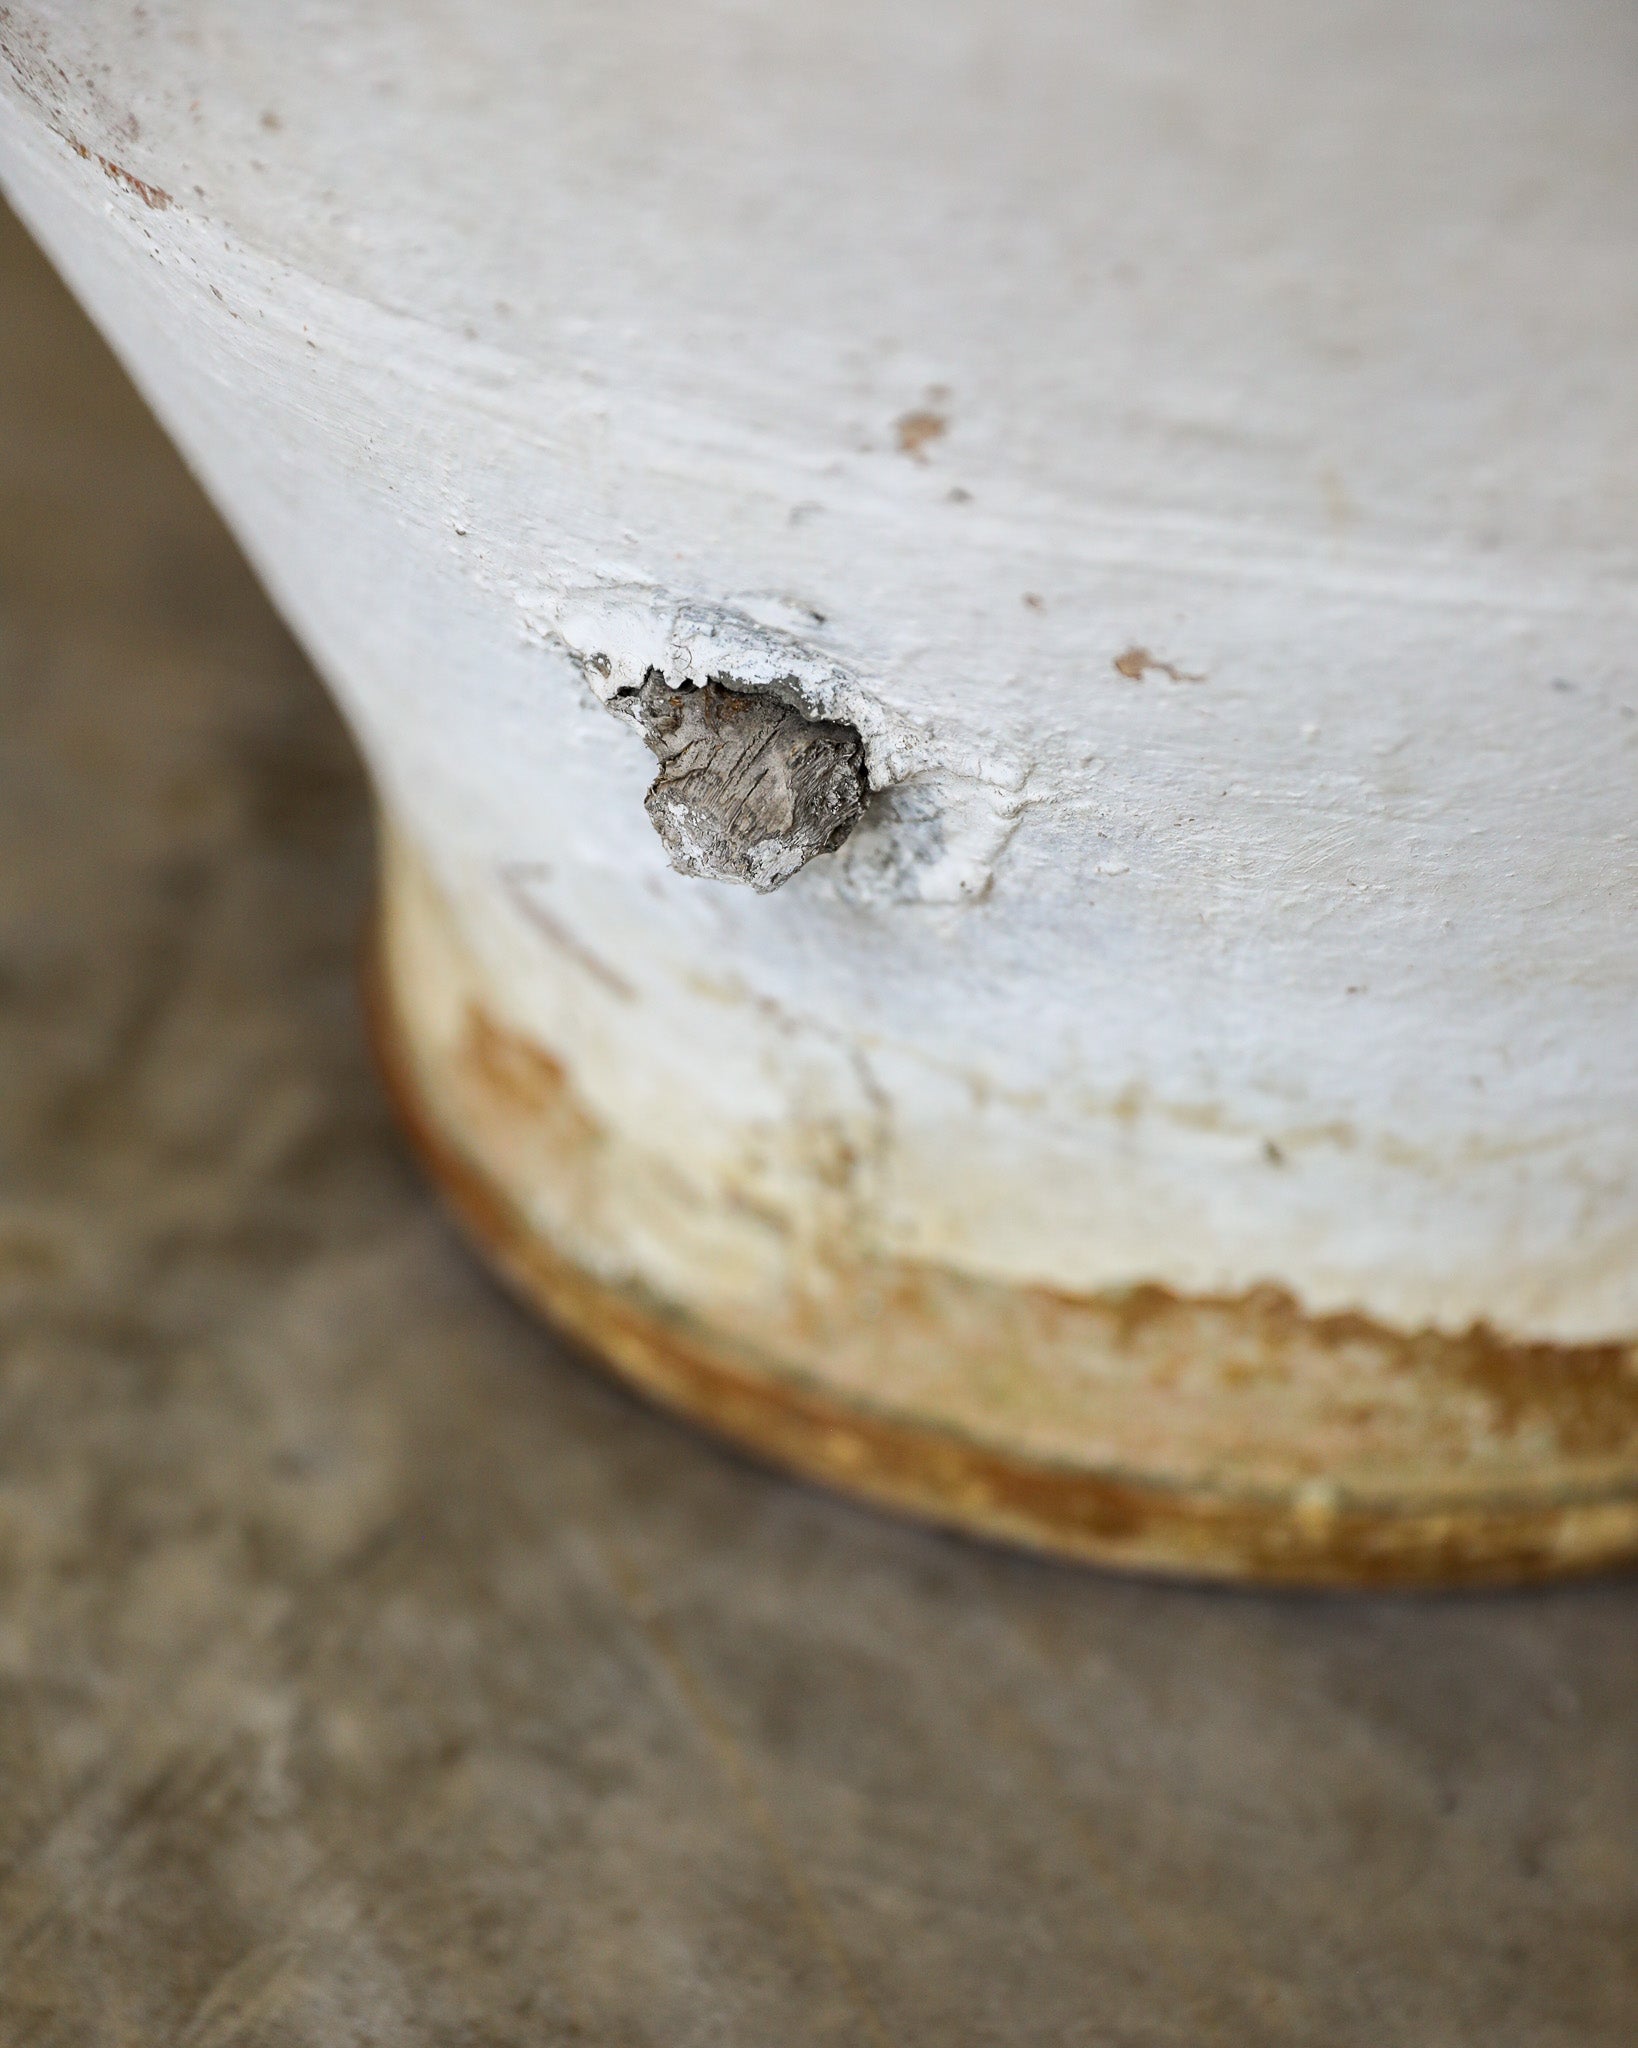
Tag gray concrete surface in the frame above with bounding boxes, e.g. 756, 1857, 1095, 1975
2, 195, 1636, 2047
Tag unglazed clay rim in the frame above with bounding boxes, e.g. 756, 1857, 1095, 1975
364, 895, 1638, 1592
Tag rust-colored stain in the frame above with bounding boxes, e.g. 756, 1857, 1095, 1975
455, 1003, 605, 1162
1114, 646, 1204, 684
895, 409, 948, 461
70, 136, 171, 209
460, 1003, 576, 1116
365, 946, 1638, 1589
1093, 1280, 1638, 1464
500, 868, 636, 1002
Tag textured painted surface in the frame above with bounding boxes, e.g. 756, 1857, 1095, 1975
1, 0, 1635, 1350
5, 197, 1638, 2042
373, 832, 1638, 1583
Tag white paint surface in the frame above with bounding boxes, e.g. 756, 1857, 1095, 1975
2, 0, 1634, 1340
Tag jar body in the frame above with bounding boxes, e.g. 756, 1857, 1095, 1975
5, 0, 1636, 1578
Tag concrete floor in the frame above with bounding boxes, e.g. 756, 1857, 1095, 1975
2, 194, 1636, 2047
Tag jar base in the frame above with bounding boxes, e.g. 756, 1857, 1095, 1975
365, 837, 1638, 1589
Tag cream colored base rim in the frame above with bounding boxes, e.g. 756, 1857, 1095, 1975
365, 879, 1638, 1588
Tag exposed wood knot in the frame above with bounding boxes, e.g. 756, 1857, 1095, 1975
621, 672, 867, 892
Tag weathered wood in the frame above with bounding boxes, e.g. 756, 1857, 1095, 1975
623, 674, 867, 892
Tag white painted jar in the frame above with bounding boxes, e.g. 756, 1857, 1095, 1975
5, 0, 1635, 1581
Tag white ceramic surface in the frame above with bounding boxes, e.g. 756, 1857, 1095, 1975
3, 2, 1635, 1571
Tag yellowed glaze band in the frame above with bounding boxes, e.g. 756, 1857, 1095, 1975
369, 824, 1638, 1587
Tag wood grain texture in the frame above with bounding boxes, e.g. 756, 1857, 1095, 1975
3, 200, 1637, 2048
624, 675, 867, 892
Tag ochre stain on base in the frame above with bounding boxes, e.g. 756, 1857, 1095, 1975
364, 937, 1638, 1588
